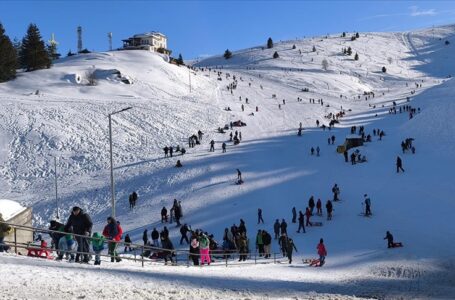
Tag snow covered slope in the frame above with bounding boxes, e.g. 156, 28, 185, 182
1, 25, 455, 299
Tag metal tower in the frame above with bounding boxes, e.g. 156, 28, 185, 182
77, 26, 82, 53
108, 32, 113, 51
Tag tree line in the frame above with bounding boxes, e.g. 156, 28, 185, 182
0, 22, 56, 83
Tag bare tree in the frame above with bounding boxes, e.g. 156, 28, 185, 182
322, 58, 329, 71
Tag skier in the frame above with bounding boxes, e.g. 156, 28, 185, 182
384, 231, 394, 248
222, 142, 226, 153
317, 238, 327, 266
396, 156, 405, 173
280, 219, 288, 235
364, 194, 372, 216
164, 146, 169, 158
286, 237, 298, 264
326, 200, 333, 220
292, 207, 297, 223
132, 191, 138, 207
273, 219, 280, 239
209, 140, 215, 152
257, 208, 264, 224
297, 211, 305, 233
236, 169, 243, 184
316, 198, 322, 215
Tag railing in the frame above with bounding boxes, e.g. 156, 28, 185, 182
0, 221, 286, 267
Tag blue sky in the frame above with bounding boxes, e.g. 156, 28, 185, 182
1, 1, 454, 59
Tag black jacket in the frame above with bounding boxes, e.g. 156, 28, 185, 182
65, 210, 93, 235
151, 229, 159, 240
262, 232, 272, 245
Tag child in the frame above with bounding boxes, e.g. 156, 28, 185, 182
92, 232, 105, 265
58, 234, 78, 262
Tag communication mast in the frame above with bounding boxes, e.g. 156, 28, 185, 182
108, 32, 113, 51
77, 26, 83, 53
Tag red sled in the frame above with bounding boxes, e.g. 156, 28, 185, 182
302, 258, 322, 266
391, 242, 403, 248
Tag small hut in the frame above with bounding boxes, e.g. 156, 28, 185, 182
0, 199, 33, 252
337, 135, 364, 153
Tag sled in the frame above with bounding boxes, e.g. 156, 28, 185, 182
302, 258, 318, 264
311, 222, 323, 226
235, 179, 244, 185
391, 242, 403, 248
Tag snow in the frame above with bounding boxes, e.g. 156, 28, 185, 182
1, 24, 455, 299
0, 199, 26, 220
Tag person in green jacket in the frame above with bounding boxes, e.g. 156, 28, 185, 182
92, 232, 105, 265
256, 230, 264, 257
0, 213, 12, 252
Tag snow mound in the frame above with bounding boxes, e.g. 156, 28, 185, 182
0, 199, 26, 220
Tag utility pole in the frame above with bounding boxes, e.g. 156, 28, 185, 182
188, 68, 192, 93
54, 156, 59, 219
108, 107, 133, 218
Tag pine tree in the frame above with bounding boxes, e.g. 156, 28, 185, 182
224, 49, 232, 59
177, 53, 184, 65
292, 44, 296, 49
273, 51, 279, 59
355, 32, 360, 38
342, 32, 346, 37
0, 23, 17, 82
267, 37, 273, 49
47, 43, 61, 60
21, 23, 51, 71
354, 53, 359, 60
382, 66, 387, 73
312, 45, 316, 52
347, 46, 352, 55
12, 37, 22, 69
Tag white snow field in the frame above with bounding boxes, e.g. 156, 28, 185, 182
1, 25, 455, 299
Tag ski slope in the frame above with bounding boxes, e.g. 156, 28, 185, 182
1, 25, 455, 299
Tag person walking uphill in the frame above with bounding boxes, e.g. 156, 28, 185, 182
102, 217, 122, 263
384, 231, 394, 248
65, 206, 93, 263
297, 211, 305, 233
274, 219, 280, 239
317, 238, 327, 266
286, 237, 298, 264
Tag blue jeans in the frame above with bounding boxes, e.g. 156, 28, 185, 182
319, 255, 325, 264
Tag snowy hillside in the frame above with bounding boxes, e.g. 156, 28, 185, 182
1, 25, 455, 299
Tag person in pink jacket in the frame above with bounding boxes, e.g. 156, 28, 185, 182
317, 238, 327, 266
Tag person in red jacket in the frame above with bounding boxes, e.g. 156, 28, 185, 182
317, 238, 327, 266
102, 217, 122, 263
316, 199, 322, 215
305, 207, 312, 226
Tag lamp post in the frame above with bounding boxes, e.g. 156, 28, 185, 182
54, 156, 59, 219
108, 106, 132, 218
